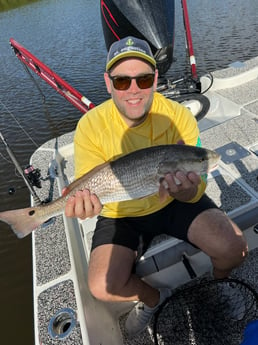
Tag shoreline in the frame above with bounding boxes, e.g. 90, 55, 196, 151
0, 0, 38, 12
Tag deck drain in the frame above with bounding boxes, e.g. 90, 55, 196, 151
48, 308, 77, 339
216, 142, 250, 164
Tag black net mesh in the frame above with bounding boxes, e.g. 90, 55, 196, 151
153, 278, 258, 345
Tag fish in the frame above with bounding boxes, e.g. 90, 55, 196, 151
0, 144, 220, 238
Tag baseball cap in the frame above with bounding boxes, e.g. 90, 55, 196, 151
106, 36, 156, 71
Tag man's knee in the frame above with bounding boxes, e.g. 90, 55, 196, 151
88, 244, 136, 301
223, 230, 248, 265
88, 272, 115, 301
88, 269, 133, 301
188, 208, 248, 263
213, 214, 248, 265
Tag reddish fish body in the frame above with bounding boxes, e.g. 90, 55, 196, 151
0, 144, 220, 238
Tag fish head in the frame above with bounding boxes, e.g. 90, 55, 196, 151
158, 146, 220, 176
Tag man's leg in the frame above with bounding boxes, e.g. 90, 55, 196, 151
187, 208, 248, 279
88, 243, 171, 338
88, 243, 160, 306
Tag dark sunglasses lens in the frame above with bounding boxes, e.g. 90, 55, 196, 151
111, 74, 155, 90
113, 77, 131, 90
137, 74, 155, 89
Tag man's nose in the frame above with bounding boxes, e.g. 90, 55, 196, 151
128, 78, 140, 92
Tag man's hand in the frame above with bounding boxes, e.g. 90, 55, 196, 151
159, 139, 201, 202
159, 171, 201, 202
63, 189, 102, 219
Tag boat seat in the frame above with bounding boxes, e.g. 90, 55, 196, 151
135, 235, 200, 278
80, 216, 202, 279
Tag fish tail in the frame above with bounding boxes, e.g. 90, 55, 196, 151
0, 207, 46, 238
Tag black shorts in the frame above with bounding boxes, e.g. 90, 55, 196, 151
91, 194, 218, 256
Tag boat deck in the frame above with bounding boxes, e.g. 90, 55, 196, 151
31, 57, 258, 345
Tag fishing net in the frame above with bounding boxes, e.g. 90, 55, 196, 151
152, 278, 258, 345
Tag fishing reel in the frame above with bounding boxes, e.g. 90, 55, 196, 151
8, 165, 42, 195
24, 165, 42, 188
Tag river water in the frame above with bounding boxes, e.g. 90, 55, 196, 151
0, 0, 257, 343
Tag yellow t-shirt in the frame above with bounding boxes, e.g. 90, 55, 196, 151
74, 92, 206, 218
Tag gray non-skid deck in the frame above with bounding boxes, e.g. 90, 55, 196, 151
31, 58, 258, 345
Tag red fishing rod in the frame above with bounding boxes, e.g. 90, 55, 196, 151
9, 38, 95, 113
181, 0, 198, 81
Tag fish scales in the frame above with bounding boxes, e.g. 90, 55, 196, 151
109, 147, 168, 201
0, 144, 220, 238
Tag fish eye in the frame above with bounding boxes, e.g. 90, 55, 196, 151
29, 210, 35, 216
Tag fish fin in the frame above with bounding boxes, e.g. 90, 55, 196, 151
0, 207, 44, 238
158, 183, 171, 203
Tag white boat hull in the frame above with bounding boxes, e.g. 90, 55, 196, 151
31, 57, 258, 345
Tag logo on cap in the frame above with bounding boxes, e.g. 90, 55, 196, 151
126, 38, 134, 46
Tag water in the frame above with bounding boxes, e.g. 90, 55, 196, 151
0, 0, 257, 343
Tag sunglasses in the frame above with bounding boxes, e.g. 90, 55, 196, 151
108, 73, 155, 91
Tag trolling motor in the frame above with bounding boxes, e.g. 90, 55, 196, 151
100, 0, 175, 76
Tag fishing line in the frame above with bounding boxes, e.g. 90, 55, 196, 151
0, 148, 33, 184
0, 99, 43, 201
19, 54, 47, 105
0, 97, 39, 148
10, 45, 61, 139
0, 151, 13, 165
0, 150, 22, 178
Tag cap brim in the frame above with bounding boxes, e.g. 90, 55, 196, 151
106, 51, 156, 71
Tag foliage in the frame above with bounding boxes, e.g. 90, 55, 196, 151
0, 0, 40, 12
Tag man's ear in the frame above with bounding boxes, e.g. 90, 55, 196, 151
104, 72, 112, 94
153, 68, 159, 91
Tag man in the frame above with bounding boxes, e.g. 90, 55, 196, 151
65, 36, 248, 338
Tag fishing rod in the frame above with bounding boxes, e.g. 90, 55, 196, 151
9, 38, 95, 114
181, 0, 198, 82
0, 131, 42, 206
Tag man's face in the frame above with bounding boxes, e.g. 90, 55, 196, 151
104, 58, 158, 127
